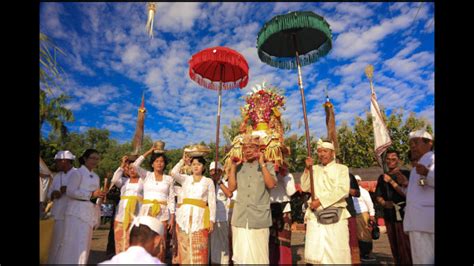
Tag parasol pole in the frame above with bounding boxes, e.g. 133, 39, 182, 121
209, 64, 224, 260
214, 64, 224, 176
292, 34, 316, 201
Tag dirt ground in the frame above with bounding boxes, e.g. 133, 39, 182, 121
88, 222, 395, 265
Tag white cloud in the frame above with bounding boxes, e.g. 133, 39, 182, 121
64, 101, 83, 111
427, 72, 434, 95
105, 123, 125, 132
384, 51, 434, 83
271, 2, 308, 14
64, 83, 123, 111
78, 126, 90, 133
40, 3, 68, 39
155, 3, 202, 33
332, 52, 381, 85
334, 2, 374, 18
395, 39, 421, 58
202, 2, 255, 33
423, 17, 434, 34
331, 7, 421, 59
417, 105, 434, 127
122, 44, 148, 65
106, 101, 136, 114
78, 2, 108, 33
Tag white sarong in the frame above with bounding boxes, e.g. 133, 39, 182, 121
47, 219, 66, 264
231, 223, 269, 264
409, 231, 435, 264
56, 215, 93, 264
305, 218, 351, 264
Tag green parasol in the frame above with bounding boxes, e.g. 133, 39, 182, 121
257, 11, 332, 200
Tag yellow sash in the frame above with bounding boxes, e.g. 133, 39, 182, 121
182, 198, 210, 229
227, 200, 235, 209
142, 199, 168, 217
120, 195, 143, 231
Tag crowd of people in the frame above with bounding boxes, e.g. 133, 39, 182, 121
40, 129, 434, 264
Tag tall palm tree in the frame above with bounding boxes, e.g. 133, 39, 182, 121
39, 32, 74, 140
40, 89, 74, 138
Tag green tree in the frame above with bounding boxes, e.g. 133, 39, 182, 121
352, 114, 376, 167
40, 90, 74, 140
337, 121, 356, 166
39, 33, 74, 141
223, 118, 243, 145
164, 148, 184, 174
337, 108, 433, 168
284, 134, 306, 173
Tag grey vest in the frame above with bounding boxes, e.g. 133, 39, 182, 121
231, 161, 276, 229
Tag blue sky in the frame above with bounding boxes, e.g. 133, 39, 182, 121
40, 2, 434, 149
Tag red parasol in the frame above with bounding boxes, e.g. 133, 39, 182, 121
189, 46, 249, 90
189, 46, 249, 173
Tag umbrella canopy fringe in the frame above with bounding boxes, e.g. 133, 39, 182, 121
258, 40, 331, 69
257, 11, 332, 49
189, 49, 249, 75
189, 70, 246, 90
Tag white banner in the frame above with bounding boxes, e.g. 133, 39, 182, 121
370, 92, 392, 166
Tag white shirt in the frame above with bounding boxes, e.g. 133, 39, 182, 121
270, 173, 297, 213
215, 179, 237, 222
48, 167, 78, 220
301, 160, 351, 221
133, 156, 175, 221
40, 176, 51, 202
65, 165, 100, 228
171, 159, 216, 233
353, 186, 375, 216
111, 167, 144, 223
404, 151, 435, 233
99, 246, 163, 264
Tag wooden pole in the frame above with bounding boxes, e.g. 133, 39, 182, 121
293, 34, 315, 201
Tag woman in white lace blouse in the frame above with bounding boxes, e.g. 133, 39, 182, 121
133, 145, 175, 262
110, 155, 144, 253
171, 153, 216, 264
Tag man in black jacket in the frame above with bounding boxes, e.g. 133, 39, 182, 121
374, 149, 412, 265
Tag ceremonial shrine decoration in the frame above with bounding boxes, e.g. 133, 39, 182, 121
242, 82, 285, 130
223, 82, 288, 173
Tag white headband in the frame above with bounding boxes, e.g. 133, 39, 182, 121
316, 139, 335, 150
409, 129, 433, 140
129, 215, 164, 236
